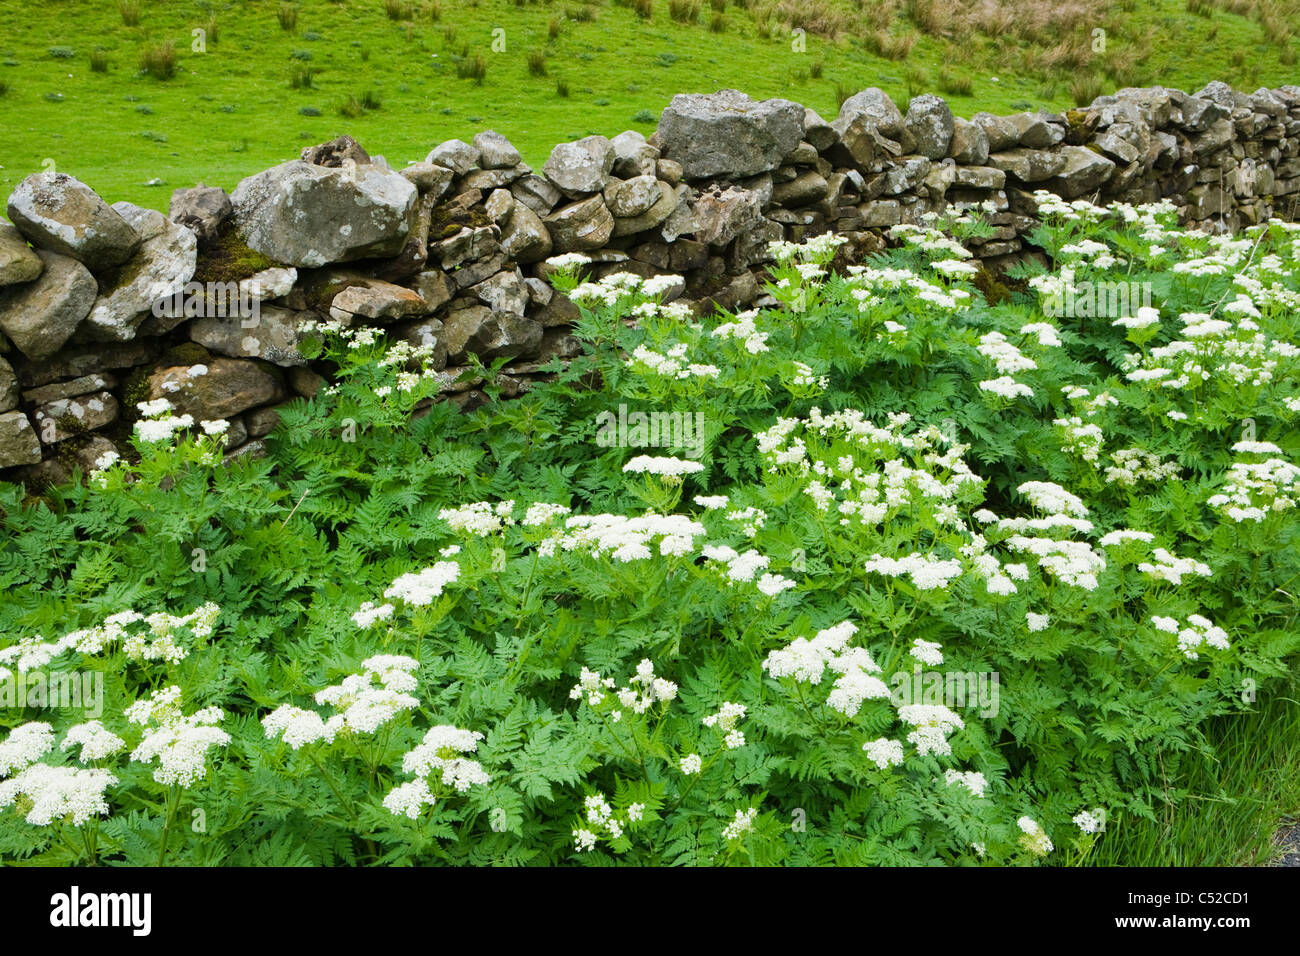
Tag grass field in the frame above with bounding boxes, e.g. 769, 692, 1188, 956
0, 0, 1298, 209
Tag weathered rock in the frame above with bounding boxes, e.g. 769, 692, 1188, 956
485, 188, 515, 225
499, 202, 553, 262
0, 411, 41, 466
288, 365, 329, 398
21, 372, 116, 406
771, 170, 829, 207
412, 270, 455, 312
803, 108, 838, 151
611, 183, 683, 237
544, 196, 615, 252
441, 307, 543, 363
301, 135, 372, 168
168, 184, 232, 241
0, 221, 44, 286
859, 199, 902, 227
462, 167, 527, 190
952, 165, 1006, 190
0, 356, 17, 412
655, 159, 684, 186
32, 391, 119, 443
230, 159, 417, 267
392, 317, 448, 370
543, 135, 616, 195
191, 304, 315, 367
474, 130, 523, 169
1047, 145, 1117, 199
606, 175, 664, 217
328, 280, 427, 322
431, 224, 499, 270
692, 184, 763, 246
883, 158, 931, 195
1094, 129, 1142, 165
0, 249, 97, 359
511, 174, 562, 215
426, 139, 480, 175
949, 118, 990, 165
826, 114, 884, 173
838, 88, 906, 138
7, 173, 141, 274
1005, 112, 1064, 149
971, 112, 1021, 151
400, 162, 455, 198
239, 267, 298, 303
611, 130, 660, 179
147, 358, 282, 422
243, 406, 280, 439
904, 95, 954, 159
657, 89, 804, 179
987, 148, 1069, 183
451, 252, 509, 289
471, 269, 529, 315
82, 204, 198, 341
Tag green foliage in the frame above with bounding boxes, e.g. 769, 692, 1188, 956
1, 200, 1299, 866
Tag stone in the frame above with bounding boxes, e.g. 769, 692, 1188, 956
0, 249, 97, 360
32, 391, 118, 443
392, 317, 448, 371
1005, 112, 1064, 149
612, 183, 683, 237
803, 108, 838, 151
499, 202, 553, 262
655, 159, 684, 185
785, 141, 820, 165
471, 269, 529, 315
239, 267, 298, 303
692, 184, 763, 246
882, 158, 931, 195
17, 339, 160, 388
826, 114, 883, 173
656, 89, 804, 179
21, 372, 116, 406
451, 252, 509, 289
473, 130, 523, 169
543, 135, 616, 195
952, 165, 1006, 190
837, 88, 906, 138
1047, 145, 1117, 199
971, 112, 1021, 151
987, 148, 1069, 183
485, 188, 515, 225
301, 135, 372, 168
1094, 129, 1142, 165
1191, 118, 1235, 154
426, 139, 480, 175
413, 270, 455, 312
859, 199, 901, 227
400, 162, 455, 198
511, 174, 562, 214
606, 175, 664, 217
461, 167, 526, 190
328, 281, 427, 322
611, 130, 660, 179
82, 204, 198, 341
544, 196, 615, 252
190, 304, 315, 367
147, 357, 282, 422
0, 411, 41, 467
0, 221, 43, 287
903, 94, 954, 159
0, 356, 17, 412
441, 307, 543, 363
7, 173, 141, 276
1179, 95, 1229, 133
949, 118, 989, 164
244, 406, 280, 439
431, 224, 499, 270
168, 184, 232, 241
230, 159, 418, 267
771, 170, 828, 207
524, 276, 553, 306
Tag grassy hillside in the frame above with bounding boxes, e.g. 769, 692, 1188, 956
0, 0, 1297, 208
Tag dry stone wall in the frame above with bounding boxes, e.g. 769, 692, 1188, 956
2, 80, 1300, 483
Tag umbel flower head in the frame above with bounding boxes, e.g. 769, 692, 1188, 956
0, 764, 116, 826
127, 686, 231, 788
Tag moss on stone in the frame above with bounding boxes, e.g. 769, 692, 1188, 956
972, 266, 1013, 306
193, 222, 281, 285
429, 203, 491, 241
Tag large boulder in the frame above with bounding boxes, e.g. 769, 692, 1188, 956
0, 221, 43, 287
543, 135, 616, 195
499, 202, 553, 262
948, 118, 989, 165
903, 95, 954, 160
190, 304, 315, 367
986, 148, 1069, 183
230, 159, 418, 268
31, 391, 119, 443
0, 248, 96, 359
656, 89, 804, 179
1047, 145, 1116, 199
692, 184, 764, 246
6, 172, 140, 274
82, 203, 198, 341
473, 130, 522, 169
426, 139, 480, 175
606, 175, 664, 217
611, 130, 659, 179
441, 307, 543, 363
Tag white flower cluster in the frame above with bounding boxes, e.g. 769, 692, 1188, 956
523, 502, 572, 526
1206, 451, 1300, 522
400, 725, 490, 793
1073, 809, 1103, 834
1017, 815, 1054, 855
864, 552, 964, 591
551, 513, 708, 562
1053, 416, 1105, 464
944, 769, 988, 797
1136, 548, 1212, 585
439, 501, 515, 536
127, 686, 231, 787
616, 659, 679, 715
630, 343, 720, 380
312, 655, 420, 735
134, 398, 196, 444
383, 561, 461, 606
61, 721, 126, 763
352, 601, 395, 629
0, 722, 55, 775
862, 737, 905, 769
701, 545, 796, 596
262, 704, 342, 750
765, 620, 892, 718
1150, 614, 1230, 660
711, 310, 769, 353
702, 701, 748, 749
623, 455, 705, 477
0, 763, 116, 826
721, 807, 759, 841
768, 234, 847, 265
1104, 448, 1182, 487
897, 704, 965, 757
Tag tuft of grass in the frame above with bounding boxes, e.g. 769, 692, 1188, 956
810, 59, 823, 79
278, 4, 298, 33
870, 29, 916, 61
1071, 72, 1103, 107
548, 16, 561, 38
89, 49, 110, 73
632, 107, 656, 123
669, 0, 700, 24
556, 78, 570, 97
710, 13, 725, 31
385, 0, 411, 21
138, 40, 176, 80
457, 53, 487, 83
119, 0, 141, 27
0, 82, 9, 97
938, 66, 973, 96
528, 50, 548, 76
48, 46, 76, 59
635, 0, 653, 18
290, 65, 316, 89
